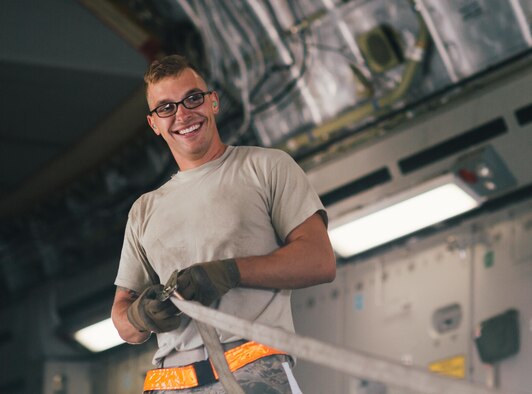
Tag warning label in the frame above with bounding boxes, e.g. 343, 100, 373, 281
428, 355, 466, 379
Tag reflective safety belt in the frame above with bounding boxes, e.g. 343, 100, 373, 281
143, 341, 286, 391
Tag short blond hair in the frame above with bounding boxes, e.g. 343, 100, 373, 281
144, 54, 204, 90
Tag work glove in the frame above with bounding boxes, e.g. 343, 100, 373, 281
127, 284, 181, 333
166, 259, 241, 306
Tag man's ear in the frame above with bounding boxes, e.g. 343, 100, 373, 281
211, 91, 220, 114
147, 115, 160, 135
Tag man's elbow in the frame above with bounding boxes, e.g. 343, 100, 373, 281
320, 233, 337, 283
318, 253, 336, 284
325, 259, 337, 283
112, 311, 149, 344
110, 306, 128, 341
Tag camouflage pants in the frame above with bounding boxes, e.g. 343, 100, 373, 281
146, 354, 302, 394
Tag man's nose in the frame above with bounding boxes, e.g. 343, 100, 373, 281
175, 103, 193, 120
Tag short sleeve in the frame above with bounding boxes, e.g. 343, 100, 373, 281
269, 151, 327, 242
114, 207, 153, 292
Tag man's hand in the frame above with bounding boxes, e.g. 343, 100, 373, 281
127, 284, 181, 333
166, 259, 241, 306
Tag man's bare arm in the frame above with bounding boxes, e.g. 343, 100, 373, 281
236, 212, 336, 289
111, 287, 151, 344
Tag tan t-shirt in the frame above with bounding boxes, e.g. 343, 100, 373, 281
115, 145, 326, 366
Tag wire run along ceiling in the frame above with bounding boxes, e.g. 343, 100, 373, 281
177, 0, 531, 157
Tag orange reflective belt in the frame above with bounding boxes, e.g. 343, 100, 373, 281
143, 341, 286, 391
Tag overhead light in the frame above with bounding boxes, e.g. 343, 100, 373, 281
73, 318, 125, 352
328, 174, 484, 258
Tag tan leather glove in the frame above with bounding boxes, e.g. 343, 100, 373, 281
127, 284, 181, 333
166, 259, 241, 306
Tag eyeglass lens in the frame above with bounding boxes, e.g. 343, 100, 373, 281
155, 92, 207, 118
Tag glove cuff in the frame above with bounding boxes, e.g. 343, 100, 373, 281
127, 302, 149, 333
222, 258, 241, 287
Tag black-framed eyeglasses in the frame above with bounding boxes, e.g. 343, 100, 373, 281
148, 91, 213, 118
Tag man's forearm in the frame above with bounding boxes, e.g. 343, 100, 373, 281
111, 287, 151, 344
236, 213, 336, 289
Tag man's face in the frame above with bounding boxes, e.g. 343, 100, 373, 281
146, 68, 222, 170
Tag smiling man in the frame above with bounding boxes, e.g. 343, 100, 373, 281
111, 54, 336, 393
145, 68, 224, 169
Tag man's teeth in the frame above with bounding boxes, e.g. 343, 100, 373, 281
178, 124, 201, 135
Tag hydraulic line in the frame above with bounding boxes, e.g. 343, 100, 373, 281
278, 2, 430, 154
203, 0, 252, 143
250, 33, 309, 116
247, 1, 323, 125
249, 0, 311, 115
220, 1, 267, 81
320, 0, 372, 82
414, 0, 459, 82
177, 0, 223, 82
175, 0, 202, 28
508, 0, 532, 46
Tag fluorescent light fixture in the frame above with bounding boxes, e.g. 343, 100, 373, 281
329, 174, 483, 258
74, 318, 125, 352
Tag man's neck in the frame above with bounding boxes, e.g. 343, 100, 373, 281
175, 144, 228, 171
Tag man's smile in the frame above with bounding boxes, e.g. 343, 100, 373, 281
174, 122, 202, 135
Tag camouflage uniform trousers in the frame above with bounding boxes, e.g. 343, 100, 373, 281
146, 354, 302, 394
